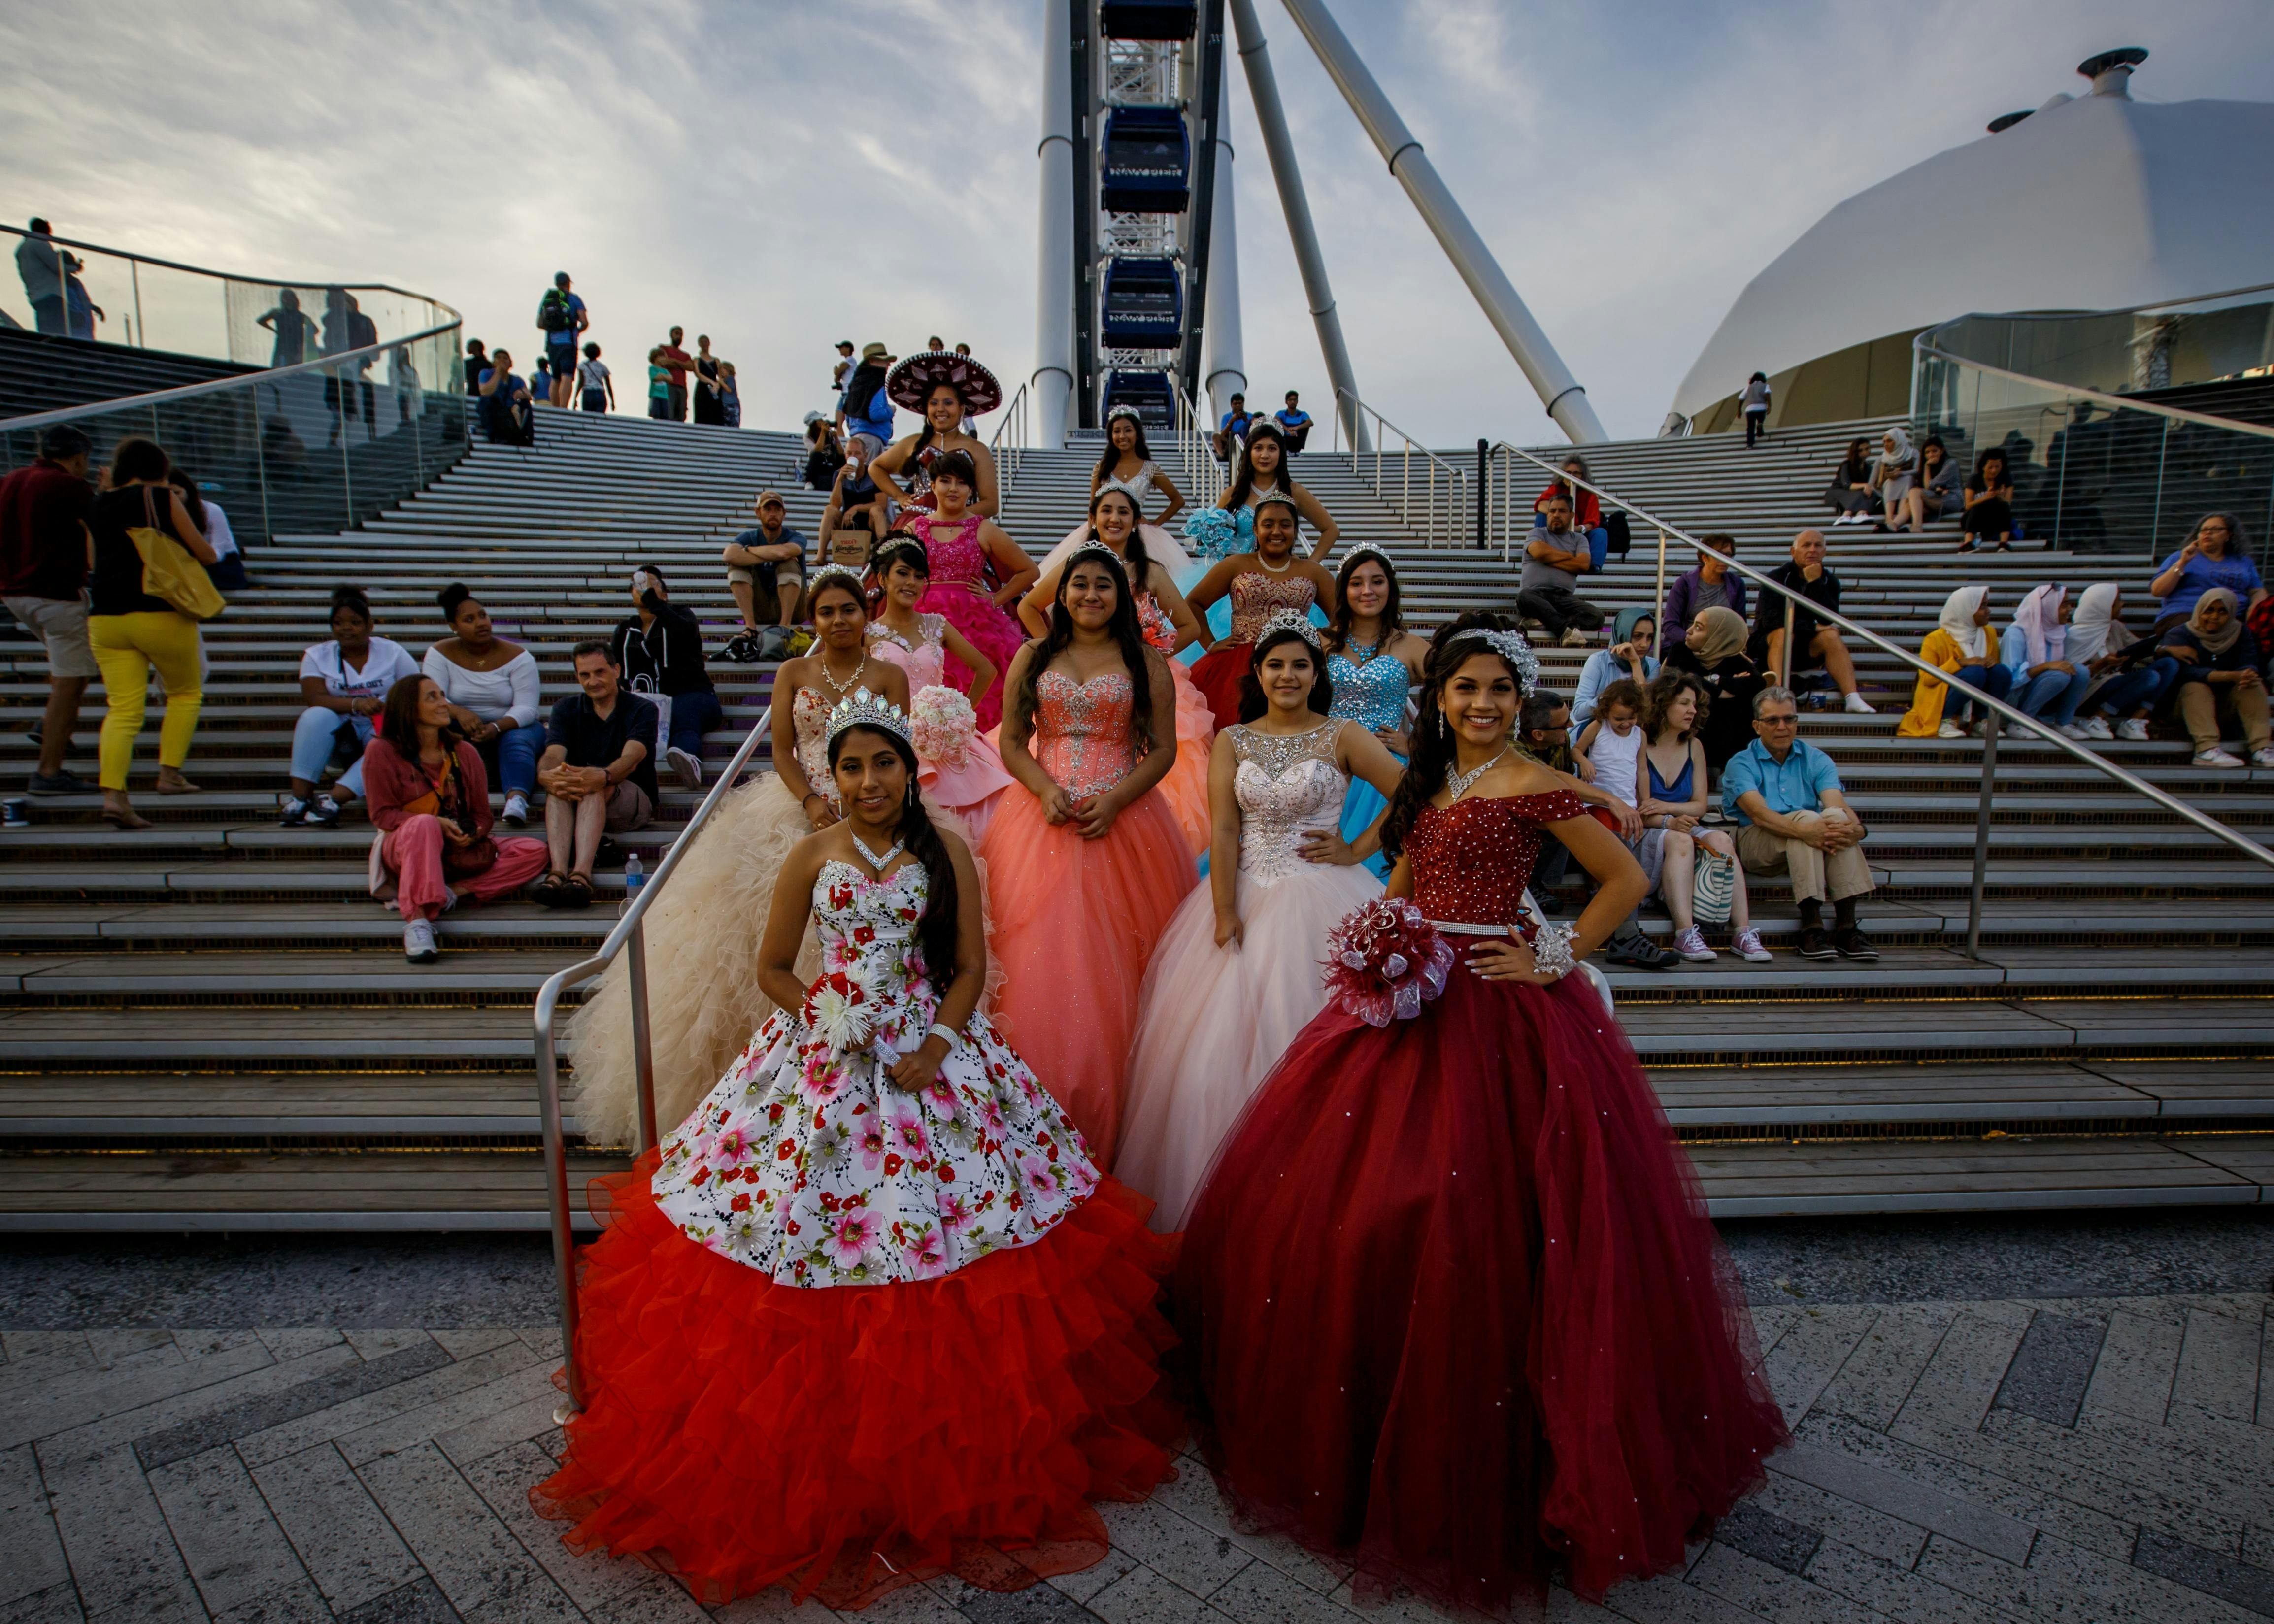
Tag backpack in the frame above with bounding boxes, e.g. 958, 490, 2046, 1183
536, 288, 572, 334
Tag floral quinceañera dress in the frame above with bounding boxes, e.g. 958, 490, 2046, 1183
535, 859, 1181, 1609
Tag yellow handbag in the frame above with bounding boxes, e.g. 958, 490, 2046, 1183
127, 485, 226, 621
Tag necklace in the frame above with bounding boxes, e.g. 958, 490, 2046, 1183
1446, 748, 1511, 802
849, 829, 905, 873
1254, 552, 1294, 574
1342, 635, 1380, 665
816, 651, 867, 698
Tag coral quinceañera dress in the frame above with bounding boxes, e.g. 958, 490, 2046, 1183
1135, 590, 1216, 856
981, 671, 1195, 1167
1116, 721, 1383, 1231
907, 513, 1024, 732
1188, 569, 1319, 731
1176, 789, 1787, 1616
534, 859, 1183, 1609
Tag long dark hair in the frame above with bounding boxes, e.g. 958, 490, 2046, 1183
1015, 548, 1155, 754
1085, 486, 1153, 592
1237, 625, 1334, 723
1838, 437, 1870, 482
1378, 612, 1528, 862
1971, 448, 2009, 487
1223, 418, 1287, 509
1325, 549, 1405, 656
908, 382, 968, 466
165, 463, 207, 534
1093, 411, 1155, 488
827, 725, 959, 986
2184, 512, 2248, 558
376, 672, 436, 757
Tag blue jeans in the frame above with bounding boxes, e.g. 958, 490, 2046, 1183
474, 720, 547, 797
2083, 657, 2180, 719
1948, 663, 2013, 721
2013, 667, 2092, 726
669, 690, 723, 758
291, 708, 373, 797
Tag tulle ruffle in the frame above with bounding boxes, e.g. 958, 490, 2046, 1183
1176, 969, 1787, 1617
1156, 662, 1216, 857
1040, 520, 1195, 581
916, 586, 1025, 732
533, 1153, 1184, 1610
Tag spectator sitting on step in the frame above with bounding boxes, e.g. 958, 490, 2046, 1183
283, 585, 417, 826
1823, 437, 1878, 525
1755, 529, 1873, 713
1515, 691, 1577, 910
1902, 436, 1961, 531
575, 342, 613, 414
613, 563, 719, 790
2147, 513, 2264, 636
168, 463, 245, 591
1723, 685, 1879, 962
1896, 585, 2010, 740
532, 641, 660, 909
477, 348, 533, 446
1871, 427, 1917, 531
423, 583, 545, 827
362, 674, 549, 964
2066, 583, 2179, 743
1532, 455, 1609, 570
821, 433, 891, 561
1661, 605, 1766, 774
1998, 584, 2095, 735
803, 414, 847, 491
1957, 448, 2018, 552
1571, 678, 1677, 971
2158, 589, 2274, 770
1571, 609, 1659, 726
722, 490, 808, 658
1273, 391, 1313, 453
1517, 495, 1604, 648
1660, 531, 1748, 632
0, 423, 98, 796
1639, 670, 1771, 964
1214, 392, 1251, 463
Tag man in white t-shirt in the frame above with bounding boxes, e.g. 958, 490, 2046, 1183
576, 343, 614, 414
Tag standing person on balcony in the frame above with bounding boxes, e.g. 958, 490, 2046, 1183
654, 327, 694, 422
836, 341, 895, 443
532, 642, 659, 908
1755, 530, 1873, 713
257, 287, 320, 369
611, 565, 717, 791
691, 334, 724, 425
284, 585, 416, 826
1534, 455, 1609, 570
2148, 513, 2264, 636
1897, 585, 2010, 740
423, 583, 545, 828
536, 272, 586, 408
1999, 585, 2093, 734
2160, 590, 2274, 769
1661, 606, 1766, 774
1823, 437, 1879, 525
1724, 687, 1879, 961
1740, 371, 1771, 446
721, 490, 807, 657
575, 342, 612, 414
15, 219, 70, 335
1273, 390, 1313, 453
83, 436, 217, 829
1660, 531, 1748, 633
0, 424, 96, 796
1516, 494, 1603, 648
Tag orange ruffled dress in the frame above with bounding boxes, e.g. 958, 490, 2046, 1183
982, 669, 1197, 1166
1137, 590, 1215, 856
533, 859, 1181, 1610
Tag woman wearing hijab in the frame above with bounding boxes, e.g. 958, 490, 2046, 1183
2158, 589, 2274, 768
1999, 585, 2091, 729
1872, 427, 1918, 530
1897, 586, 2010, 739
1570, 608, 1660, 726
2066, 584, 2180, 742
1660, 605, 1765, 773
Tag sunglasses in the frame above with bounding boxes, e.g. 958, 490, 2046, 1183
1757, 713, 1799, 726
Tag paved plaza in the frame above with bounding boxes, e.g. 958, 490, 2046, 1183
2, 1226, 2271, 1624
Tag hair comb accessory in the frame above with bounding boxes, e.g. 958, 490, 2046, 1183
1255, 608, 1323, 651
1447, 626, 1540, 696
825, 686, 913, 748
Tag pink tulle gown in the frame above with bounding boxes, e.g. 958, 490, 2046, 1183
982, 670, 1196, 1167
1177, 789, 1788, 1617
908, 512, 1025, 732
867, 615, 1015, 844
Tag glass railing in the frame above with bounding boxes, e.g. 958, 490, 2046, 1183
1912, 285, 2274, 565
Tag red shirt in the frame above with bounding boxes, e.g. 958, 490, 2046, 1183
1536, 479, 1601, 530
658, 345, 692, 386
0, 459, 94, 601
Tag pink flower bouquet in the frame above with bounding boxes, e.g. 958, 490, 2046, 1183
909, 685, 975, 770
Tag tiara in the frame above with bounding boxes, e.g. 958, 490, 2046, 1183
807, 563, 867, 596
1105, 403, 1142, 423
1446, 626, 1540, 696
825, 687, 912, 747
1063, 540, 1124, 574
1338, 543, 1393, 574
872, 535, 926, 566
1254, 608, 1322, 650
1252, 488, 1300, 521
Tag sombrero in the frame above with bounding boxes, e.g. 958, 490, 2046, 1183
885, 349, 1003, 416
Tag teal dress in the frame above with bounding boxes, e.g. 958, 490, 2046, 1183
1326, 643, 1412, 878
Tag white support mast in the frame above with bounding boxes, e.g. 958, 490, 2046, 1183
1201, 63, 1246, 423
1226, 0, 1369, 453
1033, 0, 1076, 449
1274, 0, 1606, 444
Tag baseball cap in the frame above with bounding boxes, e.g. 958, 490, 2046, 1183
756, 489, 786, 506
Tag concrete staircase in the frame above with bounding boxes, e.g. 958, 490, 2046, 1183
0, 406, 2267, 1228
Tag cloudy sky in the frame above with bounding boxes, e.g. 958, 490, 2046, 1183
3, 0, 2269, 445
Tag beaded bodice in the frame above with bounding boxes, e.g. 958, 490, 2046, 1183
867, 614, 948, 690
1099, 458, 1159, 508
1327, 645, 1411, 737
1227, 570, 1319, 643
1035, 670, 1139, 799
1230, 722, 1346, 885
789, 686, 839, 810
1407, 791, 1585, 924
908, 513, 985, 591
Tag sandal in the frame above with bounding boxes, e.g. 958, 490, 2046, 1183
100, 805, 153, 830
530, 871, 572, 908
562, 873, 596, 910
155, 772, 201, 795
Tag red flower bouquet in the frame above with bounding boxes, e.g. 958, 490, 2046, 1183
1321, 897, 1454, 1026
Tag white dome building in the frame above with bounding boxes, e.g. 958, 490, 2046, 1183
1671, 50, 2274, 434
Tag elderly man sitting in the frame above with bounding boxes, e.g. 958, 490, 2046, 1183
1721, 685, 1878, 962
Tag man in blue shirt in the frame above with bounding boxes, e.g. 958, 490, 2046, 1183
1214, 393, 1251, 463
538, 273, 588, 408
477, 348, 533, 446
1273, 390, 1313, 453
1722, 684, 1877, 961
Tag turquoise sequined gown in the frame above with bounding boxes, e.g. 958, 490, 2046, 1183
1325, 644, 1411, 878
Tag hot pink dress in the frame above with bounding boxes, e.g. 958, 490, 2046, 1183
1189, 569, 1320, 731
909, 513, 1026, 732
980, 670, 1196, 1167
867, 615, 1015, 844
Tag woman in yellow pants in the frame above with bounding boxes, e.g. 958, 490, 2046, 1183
84, 437, 217, 828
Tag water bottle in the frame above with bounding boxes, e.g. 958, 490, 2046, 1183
622, 852, 645, 914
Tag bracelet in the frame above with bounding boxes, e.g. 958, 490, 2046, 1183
1516, 918, 1578, 980
925, 1023, 962, 1053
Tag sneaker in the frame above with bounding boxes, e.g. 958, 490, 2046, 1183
668, 746, 704, 791
305, 793, 342, 827
2194, 748, 2244, 769
1842, 692, 1876, 715
27, 770, 85, 795
1559, 628, 1589, 648
2080, 716, 2115, 740
2115, 718, 2150, 742
1833, 927, 1880, 961
1733, 928, 1773, 963
721, 630, 763, 664
438, 885, 458, 914
1672, 926, 1716, 962
1937, 719, 1967, 739
1796, 927, 1837, 961
2058, 723, 2092, 741
2254, 748, 2274, 770
1604, 929, 1678, 970
278, 795, 309, 827
502, 792, 529, 828
402, 918, 440, 963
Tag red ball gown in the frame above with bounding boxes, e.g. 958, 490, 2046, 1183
1175, 788, 1787, 1617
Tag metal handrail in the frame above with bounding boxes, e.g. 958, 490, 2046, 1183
1910, 336, 2274, 448
1171, 383, 1228, 511
0, 223, 462, 314
987, 382, 1029, 498
531, 709, 776, 1418
1332, 387, 1469, 549
1486, 437, 2274, 953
